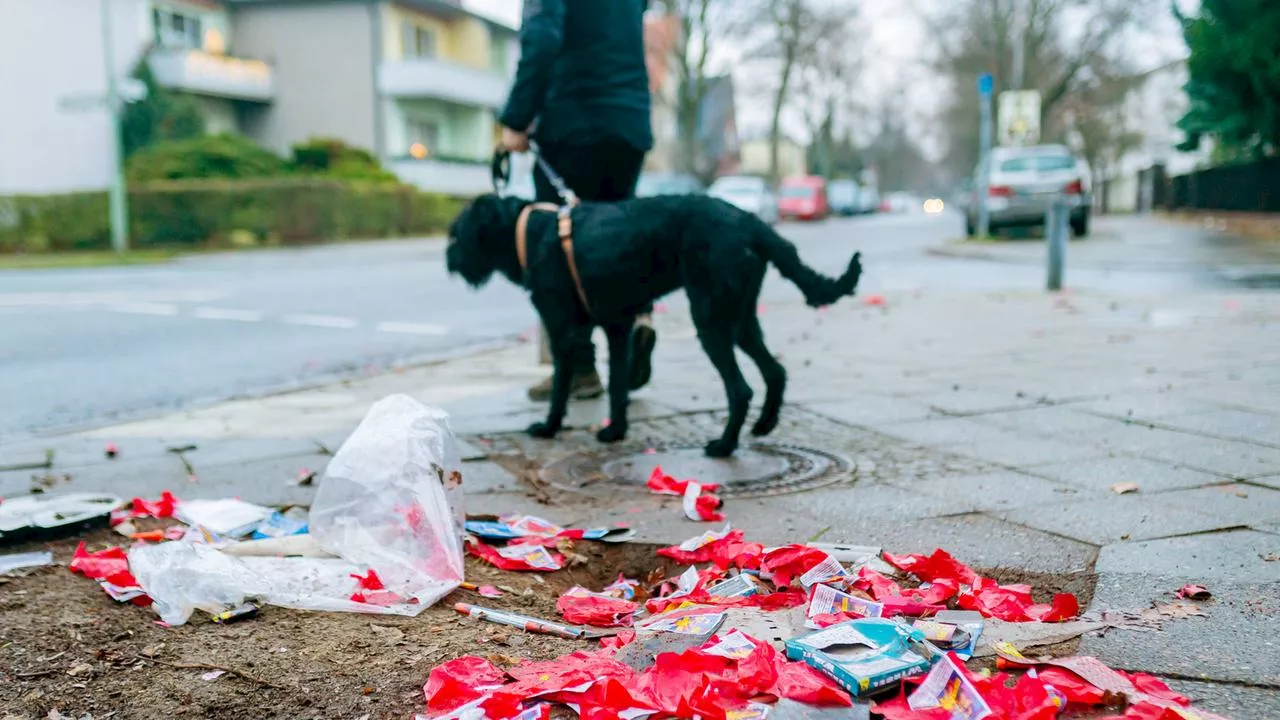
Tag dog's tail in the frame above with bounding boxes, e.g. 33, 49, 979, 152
753, 224, 862, 308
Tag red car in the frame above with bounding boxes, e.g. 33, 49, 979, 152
777, 176, 829, 221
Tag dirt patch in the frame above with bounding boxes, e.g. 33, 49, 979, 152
0, 531, 677, 720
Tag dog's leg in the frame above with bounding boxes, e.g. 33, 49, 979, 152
694, 320, 753, 458
738, 315, 787, 436
527, 316, 577, 439
596, 322, 632, 444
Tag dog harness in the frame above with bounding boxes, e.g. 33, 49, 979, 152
515, 202, 592, 315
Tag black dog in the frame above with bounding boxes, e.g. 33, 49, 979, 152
446, 194, 862, 457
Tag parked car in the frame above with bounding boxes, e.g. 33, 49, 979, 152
777, 176, 829, 221
828, 179, 861, 216
708, 175, 779, 225
965, 144, 1091, 237
856, 184, 880, 215
635, 172, 704, 197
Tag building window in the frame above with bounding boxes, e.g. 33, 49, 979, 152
153, 8, 203, 50
402, 23, 437, 59
408, 120, 440, 159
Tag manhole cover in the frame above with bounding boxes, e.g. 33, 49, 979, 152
540, 442, 852, 498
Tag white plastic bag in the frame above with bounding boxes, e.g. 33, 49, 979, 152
130, 395, 466, 625
309, 394, 465, 608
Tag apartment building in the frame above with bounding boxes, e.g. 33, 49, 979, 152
0, 0, 516, 196
230, 0, 518, 193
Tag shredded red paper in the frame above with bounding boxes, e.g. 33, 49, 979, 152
886, 548, 1081, 622
422, 656, 509, 714
468, 539, 564, 572
760, 545, 830, 588
128, 491, 178, 520
648, 466, 721, 496
69, 542, 136, 587
556, 587, 639, 627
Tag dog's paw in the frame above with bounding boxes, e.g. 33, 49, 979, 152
596, 422, 628, 444
751, 413, 780, 437
703, 438, 738, 458
526, 421, 559, 439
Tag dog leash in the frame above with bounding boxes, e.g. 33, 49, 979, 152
495, 144, 591, 315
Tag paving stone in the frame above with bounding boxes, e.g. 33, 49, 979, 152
943, 433, 1109, 468
1096, 530, 1280, 582
179, 454, 327, 506
1158, 409, 1280, 447
876, 418, 1012, 447
883, 470, 1089, 511
767, 482, 978, 524
1251, 475, 1280, 491
995, 494, 1238, 545
460, 460, 520, 494
1153, 484, 1280, 528
1081, 425, 1280, 479
0, 435, 181, 470
1031, 456, 1224, 494
1073, 394, 1231, 421
1160, 678, 1280, 720
1079, 573, 1280, 686
902, 388, 1041, 416
973, 405, 1133, 437
0, 454, 193, 500
805, 396, 942, 427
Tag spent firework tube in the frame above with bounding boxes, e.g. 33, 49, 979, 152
454, 602, 591, 640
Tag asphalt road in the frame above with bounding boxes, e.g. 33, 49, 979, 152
0, 210, 1225, 439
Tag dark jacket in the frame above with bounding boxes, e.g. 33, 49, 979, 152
499, 0, 653, 152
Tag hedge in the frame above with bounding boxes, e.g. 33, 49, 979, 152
0, 179, 465, 253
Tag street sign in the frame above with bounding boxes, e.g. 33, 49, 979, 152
998, 90, 1041, 146
977, 73, 994, 98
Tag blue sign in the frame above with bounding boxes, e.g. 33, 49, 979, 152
977, 73, 994, 97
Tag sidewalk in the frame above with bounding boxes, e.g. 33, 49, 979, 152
929, 214, 1280, 285
4, 286, 1280, 716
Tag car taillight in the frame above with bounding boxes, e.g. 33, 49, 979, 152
1063, 180, 1083, 195
989, 186, 1013, 198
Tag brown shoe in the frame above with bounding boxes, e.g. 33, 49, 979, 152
527, 369, 604, 401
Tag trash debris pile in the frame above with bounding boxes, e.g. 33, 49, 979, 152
49, 395, 468, 626
422, 524, 1231, 720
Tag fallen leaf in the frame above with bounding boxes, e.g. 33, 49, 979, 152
1176, 584, 1212, 601
1263, 553, 1279, 562
67, 663, 93, 677
1110, 482, 1140, 494
1150, 601, 1208, 621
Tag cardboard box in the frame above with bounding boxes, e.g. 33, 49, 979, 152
784, 618, 938, 697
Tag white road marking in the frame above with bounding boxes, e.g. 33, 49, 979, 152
192, 307, 264, 322
282, 313, 359, 329
108, 302, 180, 316
375, 321, 449, 336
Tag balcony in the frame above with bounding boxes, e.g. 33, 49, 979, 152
378, 57, 508, 109
148, 48, 275, 103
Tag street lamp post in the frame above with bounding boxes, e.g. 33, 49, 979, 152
101, 0, 130, 254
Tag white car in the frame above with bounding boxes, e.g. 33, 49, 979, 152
708, 175, 779, 225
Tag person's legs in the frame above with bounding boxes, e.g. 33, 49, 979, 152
590, 143, 658, 391
527, 143, 607, 401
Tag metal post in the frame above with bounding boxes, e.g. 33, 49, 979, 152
1046, 195, 1068, 291
977, 81, 993, 238
101, 0, 129, 254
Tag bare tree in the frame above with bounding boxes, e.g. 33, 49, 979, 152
795, 8, 862, 179
921, 0, 1160, 180
652, 0, 758, 181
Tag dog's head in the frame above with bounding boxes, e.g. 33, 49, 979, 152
446, 193, 522, 288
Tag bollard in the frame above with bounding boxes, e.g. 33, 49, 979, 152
1045, 196, 1069, 291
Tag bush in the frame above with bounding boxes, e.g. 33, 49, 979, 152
126, 133, 291, 182
291, 137, 400, 184
0, 180, 465, 252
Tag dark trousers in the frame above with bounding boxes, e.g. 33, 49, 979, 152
533, 140, 646, 372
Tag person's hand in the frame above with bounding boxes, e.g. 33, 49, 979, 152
501, 127, 530, 152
